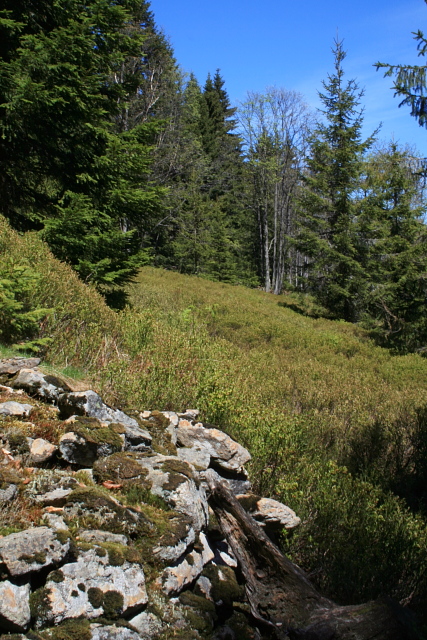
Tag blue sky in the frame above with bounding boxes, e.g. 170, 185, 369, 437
151, 0, 427, 157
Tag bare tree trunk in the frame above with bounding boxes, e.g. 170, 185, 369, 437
203, 469, 418, 640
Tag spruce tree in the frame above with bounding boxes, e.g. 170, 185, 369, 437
0, 0, 166, 306
358, 143, 427, 351
297, 41, 377, 321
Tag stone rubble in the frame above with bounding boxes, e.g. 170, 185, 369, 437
0, 356, 300, 639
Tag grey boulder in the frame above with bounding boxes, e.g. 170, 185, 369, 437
89, 625, 142, 640
250, 497, 301, 531
176, 425, 251, 473
41, 548, 147, 625
160, 532, 214, 595
10, 368, 71, 401
0, 580, 31, 631
0, 401, 33, 417
0, 526, 70, 576
135, 454, 209, 532
58, 391, 152, 451
30, 437, 58, 464
0, 357, 40, 376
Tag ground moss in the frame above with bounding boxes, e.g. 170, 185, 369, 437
0, 467, 21, 486
77, 582, 86, 592
87, 587, 103, 609
202, 565, 244, 605
20, 551, 46, 565
29, 587, 52, 622
185, 553, 195, 566
35, 618, 92, 640
93, 452, 148, 484
179, 591, 216, 615
139, 411, 177, 456
71, 417, 123, 451
49, 569, 64, 583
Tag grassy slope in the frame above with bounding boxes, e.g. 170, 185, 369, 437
2, 217, 427, 616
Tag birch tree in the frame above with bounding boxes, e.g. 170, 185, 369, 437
238, 88, 313, 293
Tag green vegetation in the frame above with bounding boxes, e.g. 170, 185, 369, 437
2, 0, 427, 629
3, 220, 427, 616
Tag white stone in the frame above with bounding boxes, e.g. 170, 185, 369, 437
30, 438, 58, 463
44, 548, 147, 624
0, 580, 31, 631
0, 401, 33, 417
160, 532, 214, 595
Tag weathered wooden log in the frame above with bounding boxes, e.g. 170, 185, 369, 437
203, 469, 421, 640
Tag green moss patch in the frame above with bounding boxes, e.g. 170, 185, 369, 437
19, 551, 47, 565
87, 586, 104, 609
179, 591, 216, 615
140, 411, 177, 456
122, 483, 170, 511
65, 486, 154, 537
29, 587, 52, 623
87, 587, 124, 618
202, 565, 244, 605
49, 569, 64, 583
102, 590, 124, 618
34, 618, 92, 640
71, 417, 123, 451
93, 452, 148, 484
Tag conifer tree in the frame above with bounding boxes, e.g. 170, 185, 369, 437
358, 143, 427, 351
0, 0, 166, 306
297, 41, 377, 321
376, 0, 427, 129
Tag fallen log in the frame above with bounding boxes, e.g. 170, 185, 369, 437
203, 469, 422, 640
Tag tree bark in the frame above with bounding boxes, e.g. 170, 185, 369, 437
203, 469, 420, 640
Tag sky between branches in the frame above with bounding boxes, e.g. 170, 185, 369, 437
152, 0, 427, 156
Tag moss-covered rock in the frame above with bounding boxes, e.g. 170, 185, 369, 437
201, 565, 244, 605
93, 452, 148, 485
179, 591, 216, 615
32, 618, 92, 640
29, 587, 52, 625
64, 486, 154, 537
59, 418, 124, 466
139, 411, 177, 457
71, 417, 124, 449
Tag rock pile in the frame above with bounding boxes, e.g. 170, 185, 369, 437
0, 358, 300, 640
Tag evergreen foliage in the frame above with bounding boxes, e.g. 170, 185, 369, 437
297, 41, 377, 321
376, 0, 427, 128
0, 0, 166, 305
358, 143, 427, 351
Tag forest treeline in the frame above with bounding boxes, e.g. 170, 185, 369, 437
1, 0, 427, 352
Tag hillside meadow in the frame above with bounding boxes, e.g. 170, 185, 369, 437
2, 216, 427, 623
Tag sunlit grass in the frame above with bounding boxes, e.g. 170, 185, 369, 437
2, 216, 427, 616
